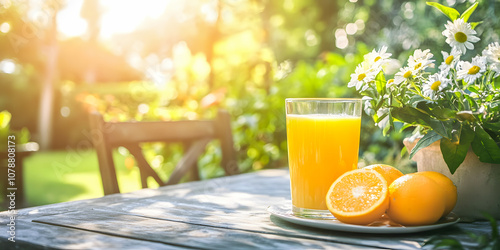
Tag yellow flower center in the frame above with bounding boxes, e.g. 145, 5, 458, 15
445, 55, 454, 65
414, 63, 422, 70
454, 32, 468, 43
468, 66, 480, 75
403, 71, 412, 78
374, 56, 381, 62
388, 79, 394, 85
358, 73, 366, 81
430, 81, 441, 91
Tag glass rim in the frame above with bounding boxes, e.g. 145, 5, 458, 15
285, 98, 361, 103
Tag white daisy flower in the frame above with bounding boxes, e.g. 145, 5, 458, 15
348, 61, 377, 91
392, 66, 415, 86
422, 73, 451, 100
364, 46, 392, 68
382, 59, 402, 75
408, 49, 435, 72
482, 42, 500, 77
457, 55, 487, 83
386, 79, 395, 87
362, 96, 375, 116
442, 18, 480, 55
438, 51, 460, 75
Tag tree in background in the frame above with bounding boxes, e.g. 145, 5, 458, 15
1, 0, 499, 174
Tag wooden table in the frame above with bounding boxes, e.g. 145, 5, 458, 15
0, 169, 497, 249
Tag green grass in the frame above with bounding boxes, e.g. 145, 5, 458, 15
0, 145, 232, 210
1, 149, 148, 210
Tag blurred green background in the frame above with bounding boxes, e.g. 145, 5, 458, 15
0, 0, 499, 209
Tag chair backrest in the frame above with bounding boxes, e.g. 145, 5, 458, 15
89, 110, 239, 195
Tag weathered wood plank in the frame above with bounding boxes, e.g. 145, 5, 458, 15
0, 217, 184, 249
32, 209, 374, 249
106, 120, 216, 145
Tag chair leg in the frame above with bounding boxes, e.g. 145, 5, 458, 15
189, 163, 200, 181
90, 112, 120, 195
215, 110, 239, 175
184, 142, 200, 181
126, 144, 164, 188
166, 139, 210, 185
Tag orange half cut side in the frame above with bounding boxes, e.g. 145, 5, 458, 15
326, 169, 389, 225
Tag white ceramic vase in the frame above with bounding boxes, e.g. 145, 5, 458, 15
404, 138, 500, 221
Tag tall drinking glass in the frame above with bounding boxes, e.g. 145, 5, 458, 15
286, 98, 362, 218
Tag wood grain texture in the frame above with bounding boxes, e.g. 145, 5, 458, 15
0, 217, 184, 249
32, 210, 373, 249
1, 169, 498, 249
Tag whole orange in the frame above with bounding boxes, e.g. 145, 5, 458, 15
387, 173, 446, 226
414, 171, 457, 216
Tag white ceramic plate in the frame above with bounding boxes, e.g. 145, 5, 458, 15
267, 204, 460, 234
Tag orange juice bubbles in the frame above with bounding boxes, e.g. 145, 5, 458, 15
286, 99, 362, 218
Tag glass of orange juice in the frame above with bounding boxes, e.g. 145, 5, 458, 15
286, 98, 362, 218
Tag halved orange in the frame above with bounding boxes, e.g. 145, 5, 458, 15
326, 169, 389, 225
363, 164, 404, 186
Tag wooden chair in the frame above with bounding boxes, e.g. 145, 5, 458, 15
89, 110, 239, 195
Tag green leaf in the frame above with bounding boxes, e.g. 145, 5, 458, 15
375, 71, 386, 94
391, 106, 452, 139
440, 124, 475, 174
456, 111, 476, 122
400, 146, 407, 158
482, 213, 499, 246
428, 119, 454, 139
410, 95, 426, 108
18, 127, 31, 144
409, 130, 443, 159
488, 215, 499, 240
416, 101, 433, 114
471, 124, 500, 164
422, 236, 464, 249
471, 21, 482, 29
431, 107, 457, 120
483, 122, 500, 132
383, 109, 394, 136
460, 2, 478, 22
464, 95, 479, 111
399, 123, 415, 132
467, 85, 480, 95
391, 106, 430, 124
426, 2, 460, 20
376, 111, 388, 123
433, 240, 464, 249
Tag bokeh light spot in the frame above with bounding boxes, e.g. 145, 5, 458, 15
60, 106, 71, 117
0, 59, 16, 74
336, 36, 349, 49
305, 29, 318, 46
0, 22, 10, 33
346, 23, 358, 35
138, 103, 149, 114
335, 29, 348, 49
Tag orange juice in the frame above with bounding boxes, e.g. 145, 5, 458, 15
287, 114, 361, 210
